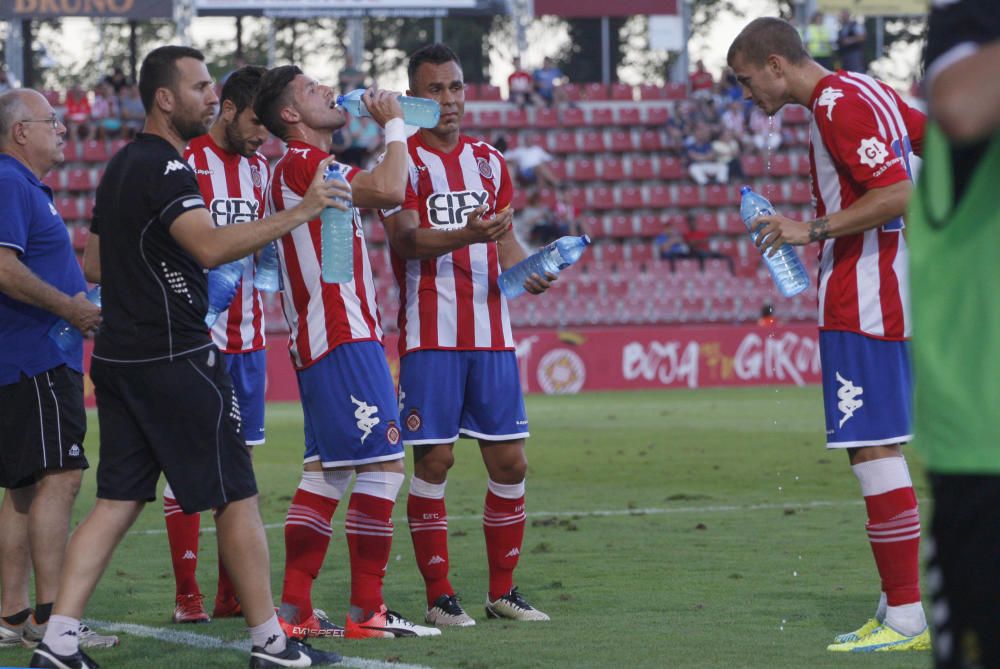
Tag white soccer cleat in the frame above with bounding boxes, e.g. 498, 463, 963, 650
345, 605, 442, 638
425, 594, 475, 627
485, 587, 550, 622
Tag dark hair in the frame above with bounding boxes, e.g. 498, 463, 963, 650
407, 43, 461, 88
221, 65, 267, 116
138, 45, 205, 113
727, 17, 809, 68
253, 65, 302, 141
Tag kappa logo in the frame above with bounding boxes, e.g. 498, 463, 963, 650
68, 444, 81, 457
504, 547, 520, 558
194, 168, 213, 176
857, 137, 889, 169
289, 147, 311, 159
427, 555, 446, 566
351, 395, 380, 443
163, 160, 188, 175
835, 371, 864, 428
210, 197, 260, 227
182, 550, 197, 560
817, 87, 844, 121
425, 190, 490, 230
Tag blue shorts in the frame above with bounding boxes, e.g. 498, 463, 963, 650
399, 350, 529, 446
820, 331, 912, 449
224, 349, 266, 446
296, 341, 404, 467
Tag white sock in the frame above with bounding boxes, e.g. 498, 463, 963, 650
409, 476, 446, 499
884, 602, 926, 637
248, 614, 286, 654
875, 591, 887, 622
43, 615, 80, 656
487, 478, 525, 499
353, 471, 405, 501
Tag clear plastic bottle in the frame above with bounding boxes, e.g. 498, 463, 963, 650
205, 258, 248, 327
337, 88, 441, 129
739, 186, 811, 298
320, 166, 355, 284
254, 242, 281, 292
48, 285, 101, 352
499, 235, 592, 299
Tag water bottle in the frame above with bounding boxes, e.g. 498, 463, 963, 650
48, 285, 101, 352
205, 258, 248, 327
254, 242, 281, 292
337, 88, 441, 129
499, 235, 592, 299
739, 186, 810, 298
320, 166, 355, 284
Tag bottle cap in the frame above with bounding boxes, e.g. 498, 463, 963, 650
740, 185, 751, 194
581, 235, 592, 245
336, 95, 345, 107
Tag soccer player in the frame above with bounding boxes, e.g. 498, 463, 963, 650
380, 43, 554, 627
253, 66, 438, 639
727, 18, 929, 652
909, 2, 1000, 667
29, 46, 344, 669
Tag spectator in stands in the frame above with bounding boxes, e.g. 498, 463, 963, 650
836, 10, 867, 73
337, 116, 382, 168
717, 68, 743, 103
338, 53, 366, 93
684, 122, 728, 185
90, 82, 121, 140
720, 100, 746, 135
683, 215, 734, 273
689, 60, 715, 98
757, 304, 778, 327
0, 67, 16, 93
101, 65, 130, 95
748, 106, 782, 153
520, 189, 555, 247
533, 57, 566, 108
665, 103, 692, 148
505, 141, 560, 189
554, 185, 588, 238
508, 56, 537, 107
655, 220, 692, 268
119, 84, 145, 139
803, 12, 836, 70
63, 82, 92, 141
712, 128, 743, 180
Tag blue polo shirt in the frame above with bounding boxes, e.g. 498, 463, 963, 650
0, 154, 86, 385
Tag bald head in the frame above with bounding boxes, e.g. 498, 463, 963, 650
0, 89, 48, 148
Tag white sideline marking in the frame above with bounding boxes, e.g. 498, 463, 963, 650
87, 619, 436, 669
130, 499, 862, 536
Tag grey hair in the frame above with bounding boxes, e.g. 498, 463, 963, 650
0, 90, 30, 145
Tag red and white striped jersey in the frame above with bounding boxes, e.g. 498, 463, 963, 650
185, 135, 269, 353
268, 140, 382, 369
808, 71, 925, 340
380, 134, 514, 357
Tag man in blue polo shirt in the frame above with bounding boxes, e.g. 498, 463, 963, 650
0, 88, 104, 648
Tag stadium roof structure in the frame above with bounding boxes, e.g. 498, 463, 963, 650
194, 0, 508, 17
533, 0, 676, 17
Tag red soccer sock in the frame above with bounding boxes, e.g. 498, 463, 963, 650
865, 486, 922, 606
281, 488, 338, 618
483, 482, 526, 602
164, 494, 201, 597
407, 488, 452, 605
346, 493, 395, 615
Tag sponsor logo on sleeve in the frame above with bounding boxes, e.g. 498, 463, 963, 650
164, 160, 189, 175
857, 137, 889, 169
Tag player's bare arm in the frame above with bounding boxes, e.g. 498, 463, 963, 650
755, 180, 912, 255
171, 157, 345, 267
347, 88, 407, 209
0, 246, 101, 333
83, 231, 100, 283
929, 40, 1000, 143
383, 205, 510, 260
496, 224, 556, 295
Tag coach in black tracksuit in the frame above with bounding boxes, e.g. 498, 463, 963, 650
29, 46, 346, 669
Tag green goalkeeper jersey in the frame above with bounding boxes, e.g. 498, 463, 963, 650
908, 122, 1000, 473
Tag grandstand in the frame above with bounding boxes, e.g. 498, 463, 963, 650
45, 82, 818, 334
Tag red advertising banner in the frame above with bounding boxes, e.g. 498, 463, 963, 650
83, 323, 820, 406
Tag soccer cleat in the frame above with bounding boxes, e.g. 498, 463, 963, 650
173, 594, 210, 624
0, 615, 26, 647
278, 609, 344, 640
29, 642, 100, 669
485, 587, 550, 622
425, 594, 475, 627
344, 606, 441, 639
832, 617, 881, 644
212, 594, 243, 619
78, 624, 119, 649
827, 624, 931, 652
248, 638, 342, 668
21, 615, 46, 648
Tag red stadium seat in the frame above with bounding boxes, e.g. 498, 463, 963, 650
478, 109, 502, 129
783, 106, 810, 124
578, 214, 604, 239
559, 107, 585, 127
795, 153, 811, 176
763, 183, 789, 204
741, 155, 764, 177
606, 215, 633, 238
546, 161, 567, 181
591, 185, 616, 210
501, 108, 528, 129
629, 156, 656, 180
463, 110, 483, 129
551, 130, 578, 154
610, 83, 634, 101
510, 189, 528, 210
665, 83, 687, 100
789, 181, 813, 205
108, 138, 129, 156
582, 83, 609, 100
42, 171, 62, 191
638, 129, 664, 151
694, 212, 718, 231
581, 131, 606, 153
561, 83, 583, 102
562, 187, 585, 208
81, 140, 108, 163
609, 130, 634, 152
638, 84, 667, 100
590, 107, 614, 127
478, 84, 502, 101
618, 186, 643, 209
721, 212, 745, 235
705, 184, 733, 207
660, 157, 684, 180
599, 241, 624, 266
645, 106, 669, 125
57, 198, 84, 224
62, 141, 81, 162
675, 184, 702, 208
570, 158, 597, 181
616, 106, 641, 126
65, 168, 95, 192
769, 153, 793, 176
601, 157, 625, 181
628, 242, 653, 265
647, 184, 673, 208
519, 131, 545, 151
463, 84, 478, 101
535, 107, 560, 128
637, 214, 665, 237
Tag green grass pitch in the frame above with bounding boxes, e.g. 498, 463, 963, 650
0, 387, 932, 668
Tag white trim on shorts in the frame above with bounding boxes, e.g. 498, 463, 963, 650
245, 438, 265, 447
403, 433, 461, 447
303, 451, 404, 468
459, 428, 531, 442
826, 434, 913, 449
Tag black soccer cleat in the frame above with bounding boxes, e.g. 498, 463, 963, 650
248, 637, 342, 667
29, 642, 100, 669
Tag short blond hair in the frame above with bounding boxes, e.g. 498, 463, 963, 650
727, 17, 810, 68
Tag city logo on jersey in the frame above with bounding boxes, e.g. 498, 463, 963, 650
426, 190, 489, 229
385, 420, 401, 445
351, 394, 380, 443
477, 156, 493, 179
857, 137, 889, 169
835, 372, 863, 428
163, 160, 188, 176
405, 408, 421, 432
817, 87, 844, 121
210, 197, 260, 226
250, 164, 263, 189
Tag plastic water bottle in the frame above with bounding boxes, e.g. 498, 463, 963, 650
205, 258, 248, 327
499, 235, 591, 299
254, 242, 281, 292
337, 88, 441, 129
48, 285, 101, 352
320, 166, 355, 284
739, 186, 810, 298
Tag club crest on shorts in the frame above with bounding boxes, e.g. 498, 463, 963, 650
250, 164, 263, 189
386, 421, 401, 445
477, 156, 493, 180
406, 409, 422, 432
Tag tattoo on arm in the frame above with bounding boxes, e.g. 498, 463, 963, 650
809, 217, 831, 242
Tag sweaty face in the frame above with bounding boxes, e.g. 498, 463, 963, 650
730, 53, 785, 117
290, 75, 345, 132
225, 106, 269, 157
409, 61, 465, 137
171, 57, 219, 140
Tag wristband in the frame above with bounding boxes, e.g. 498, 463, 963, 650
385, 118, 406, 145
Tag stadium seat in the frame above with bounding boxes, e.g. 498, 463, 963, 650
561, 83, 583, 102
42, 171, 61, 191
600, 242, 624, 266
109, 138, 129, 156
789, 181, 813, 205
618, 186, 643, 209
637, 214, 666, 237
609, 130, 635, 152
463, 84, 478, 101
57, 198, 84, 224
645, 106, 669, 125
535, 107, 560, 128
583, 83, 609, 100
540, 187, 559, 207
604, 273, 628, 297
783, 106, 810, 124
62, 141, 81, 162
551, 130, 578, 154
560, 107, 585, 128
705, 184, 734, 207
703, 257, 732, 276
606, 215, 633, 238
769, 153, 793, 176
601, 157, 625, 181
547, 161, 567, 181
579, 214, 604, 239
463, 109, 484, 129
510, 189, 528, 210
648, 184, 675, 208
628, 242, 653, 265
675, 184, 702, 208
629, 156, 657, 180
665, 83, 687, 100
519, 132, 546, 151
760, 183, 787, 204
478, 84, 502, 101
65, 168, 95, 192
616, 106, 641, 126
795, 153, 811, 176
501, 108, 528, 129
590, 107, 614, 127
80, 140, 109, 163
581, 131, 606, 153
610, 83, 634, 101
741, 155, 764, 177
694, 212, 718, 232
638, 84, 667, 100
591, 185, 616, 210
638, 129, 664, 151
478, 109, 502, 129
721, 212, 745, 235
569, 158, 597, 181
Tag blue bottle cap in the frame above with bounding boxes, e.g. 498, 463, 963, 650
740, 185, 752, 194
581, 235, 592, 245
